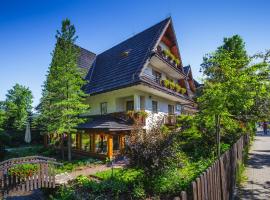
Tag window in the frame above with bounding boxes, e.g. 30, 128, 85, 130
176, 104, 182, 112
152, 70, 162, 83
126, 101, 134, 111
100, 102, 107, 115
168, 105, 175, 114
95, 135, 108, 154
113, 135, 120, 151
152, 101, 158, 113
140, 96, 145, 110
81, 134, 91, 152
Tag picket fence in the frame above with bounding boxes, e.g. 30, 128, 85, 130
176, 134, 249, 200
0, 156, 61, 199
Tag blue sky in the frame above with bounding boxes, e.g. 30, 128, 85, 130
0, 0, 269, 107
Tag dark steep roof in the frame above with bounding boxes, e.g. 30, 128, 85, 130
77, 115, 132, 131
76, 46, 96, 77
194, 80, 203, 88
84, 18, 170, 94
183, 65, 191, 75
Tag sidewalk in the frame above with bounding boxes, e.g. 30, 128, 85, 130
237, 132, 270, 200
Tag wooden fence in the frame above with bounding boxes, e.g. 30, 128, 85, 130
176, 134, 249, 200
0, 156, 61, 199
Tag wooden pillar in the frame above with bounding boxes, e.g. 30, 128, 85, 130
91, 133, 96, 153
120, 134, 125, 151
107, 135, 113, 159
78, 133, 82, 150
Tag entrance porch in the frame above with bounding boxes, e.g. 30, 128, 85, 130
44, 115, 132, 159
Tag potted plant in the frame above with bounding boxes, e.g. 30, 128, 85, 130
163, 49, 172, 62
163, 79, 171, 89
175, 58, 180, 66
175, 84, 181, 93
180, 88, 187, 94
169, 81, 176, 90
127, 110, 135, 118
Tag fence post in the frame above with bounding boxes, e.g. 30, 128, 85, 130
181, 191, 187, 200
196, 177, 202, 200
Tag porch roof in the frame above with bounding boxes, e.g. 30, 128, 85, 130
77, 115, 133, 132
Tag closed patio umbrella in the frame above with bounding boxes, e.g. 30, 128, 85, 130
24, 121, 31, 143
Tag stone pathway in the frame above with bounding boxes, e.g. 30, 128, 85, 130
55, 159, 127, 184
237, 132, 270, 200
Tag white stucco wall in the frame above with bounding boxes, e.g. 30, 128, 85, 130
85, 86, 182, 129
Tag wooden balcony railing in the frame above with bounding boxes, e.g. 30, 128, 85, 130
111, 111, 147, 126
140, 73, 187, 97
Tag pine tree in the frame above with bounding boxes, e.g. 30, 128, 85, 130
39, 19, 89, 161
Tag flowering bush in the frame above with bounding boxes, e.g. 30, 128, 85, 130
9, 163, 38, 178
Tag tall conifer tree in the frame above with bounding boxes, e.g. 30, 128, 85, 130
39, 19, 89, 161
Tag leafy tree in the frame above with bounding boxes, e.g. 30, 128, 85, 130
201, 35, 250, 82
199, 35, 270, 156
39, 19, 89, 161
2, 84, 33, 131
0, 102, 6, 132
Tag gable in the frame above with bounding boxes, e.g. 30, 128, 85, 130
154, 20, 184, 71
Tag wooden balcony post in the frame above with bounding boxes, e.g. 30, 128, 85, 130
120, 134, 125, 151
107, 135, 113, 159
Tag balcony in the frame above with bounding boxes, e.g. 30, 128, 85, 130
164, 114, 177, 126
148, 46, 186, 79
111, 111, 147, 126
140, 73, 187, 97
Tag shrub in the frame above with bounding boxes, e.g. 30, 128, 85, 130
132, 183, 146, 199
9, 163, 38, 179
236, 162, 247, 187
126, 122, 183, 177
50, 185, 76, 200
0, 132, 11, 146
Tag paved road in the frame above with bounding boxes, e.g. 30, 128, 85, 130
238, 132, 270, 200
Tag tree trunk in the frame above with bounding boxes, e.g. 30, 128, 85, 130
61, 134, 65, 160
67, 132, 72, 161
215, 114, 221, 158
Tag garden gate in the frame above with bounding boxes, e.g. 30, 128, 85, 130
0, 156, 61, 199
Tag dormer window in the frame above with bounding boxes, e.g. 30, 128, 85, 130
120, 49, 132, 57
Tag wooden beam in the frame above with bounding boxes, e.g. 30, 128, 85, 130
120, 134, 125, 151
107, 135, 113, 159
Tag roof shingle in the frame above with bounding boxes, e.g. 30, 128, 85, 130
84, 18, 170, 94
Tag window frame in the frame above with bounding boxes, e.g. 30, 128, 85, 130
126, 100, 134, 111
168, 104, 175, 115
100, 102, 108, 115
152, 100, 158, 113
